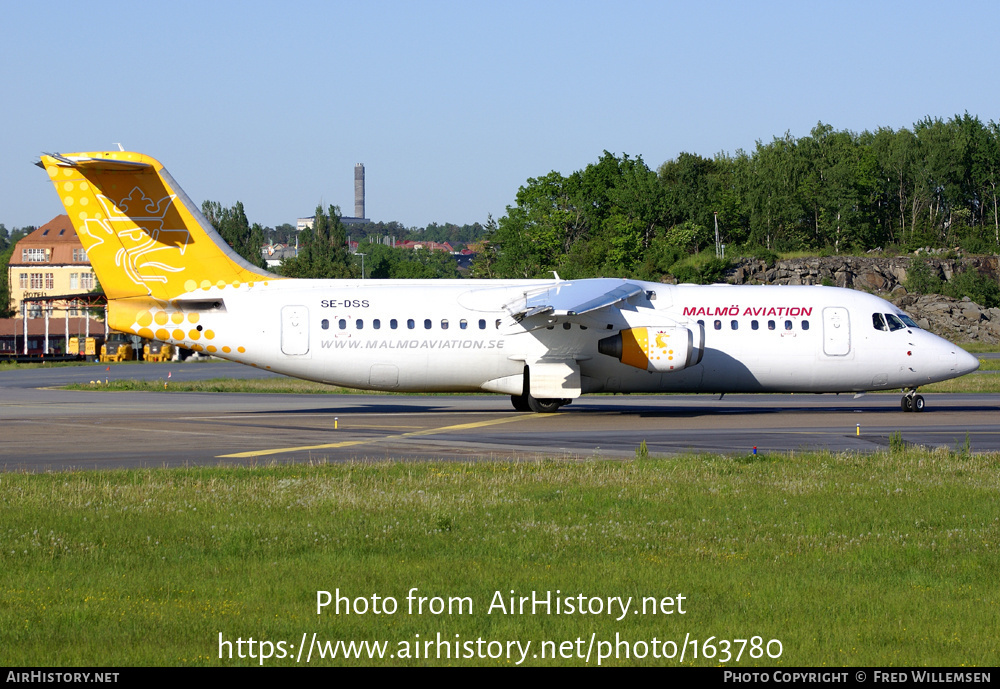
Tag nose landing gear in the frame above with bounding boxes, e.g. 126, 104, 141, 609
900, 388, 925, 412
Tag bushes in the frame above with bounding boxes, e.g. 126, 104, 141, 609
948, 267, 1000, 308
907, 258, 1000, 308
669, 253, 732, 284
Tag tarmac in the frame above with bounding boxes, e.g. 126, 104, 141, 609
2, 361, 999, 472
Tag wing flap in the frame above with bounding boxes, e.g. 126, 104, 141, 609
506, 278, 644, 320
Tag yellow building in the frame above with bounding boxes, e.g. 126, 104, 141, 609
7, 215, 96, 317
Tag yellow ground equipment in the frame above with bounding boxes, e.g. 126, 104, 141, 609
67, 336, 99, 357
100, 332, 135, 362
144, 341, 175, 362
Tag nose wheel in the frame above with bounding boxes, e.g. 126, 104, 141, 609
900, 389, 925, 412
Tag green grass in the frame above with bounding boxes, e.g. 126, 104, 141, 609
61, 377, 463, 395
62, 367, 1000, 396
64, 377, 361, 394
0, 360, 131, 370
920, 373, 1000, 393
959, 342, 1000, 354
2, 451, 998, 666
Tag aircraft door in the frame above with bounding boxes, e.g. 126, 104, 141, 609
822, 307, 851, 356
281, 305, 310, 355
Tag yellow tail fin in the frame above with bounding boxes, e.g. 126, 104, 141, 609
39, 151, 275, 302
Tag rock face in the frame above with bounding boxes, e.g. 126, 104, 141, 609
724, 255, 1000, 343
892, 294, 1000, 345
728, 255, 998, 293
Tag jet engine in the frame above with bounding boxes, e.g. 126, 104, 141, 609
598, 325, 703, 372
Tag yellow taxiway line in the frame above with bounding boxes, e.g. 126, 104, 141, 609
216, 413, 551, 458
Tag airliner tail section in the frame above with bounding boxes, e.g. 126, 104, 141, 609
38, 151, 275, 303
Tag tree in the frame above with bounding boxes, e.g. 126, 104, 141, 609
487, 152, 670, 279
355, 241, 459, 279
280, 205, 358, 279
0, 244, 15, 317
201, 200, 267, 270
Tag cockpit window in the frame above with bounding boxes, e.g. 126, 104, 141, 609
872, 313, 888, 331
898, 313, 919, 329
885, 313, 906, 331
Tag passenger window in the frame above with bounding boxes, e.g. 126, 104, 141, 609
768, 320, 776, 331
390, 319, 398, 330
407, 319, 415, 329
424, 319, 432, 329
338, 319, 347, 330
479, 319, 486, 330
731, 320, 738, 330
441, 319, 449, 330
580, 325, 587, 330
714, 320, 722, 330
356, 319, 363, 329
373, 319, 381, 330
697, 319, 704, 328
885, 314, 905, 331
460, 319, 468, 330
321, 319, 329, 330
751, 320, 759, 330
802, 320, 809, 330
563, 322, 572, 330
873, 313, 888, 331
784, 320, 792, 330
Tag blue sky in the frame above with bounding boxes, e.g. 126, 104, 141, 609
2, 0, 998, 231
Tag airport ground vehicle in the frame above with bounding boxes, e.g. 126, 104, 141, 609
67, 336, 101, 358
144, 340, 175, 362
99, 332, 135, 362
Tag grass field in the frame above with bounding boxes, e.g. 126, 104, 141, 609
2, 450, 997, 666
62, 376, 388, 395
61, 361, 1000, 396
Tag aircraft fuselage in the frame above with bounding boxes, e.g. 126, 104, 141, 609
122, 279, 976, 397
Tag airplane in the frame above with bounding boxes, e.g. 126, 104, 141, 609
37, 150, 979, 413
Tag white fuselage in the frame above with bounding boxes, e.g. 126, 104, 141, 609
168, 280, 978, 396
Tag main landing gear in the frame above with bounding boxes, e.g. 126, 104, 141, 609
900, 388, 925, 413
511, 366, 571, 413
510, 394, 569, 413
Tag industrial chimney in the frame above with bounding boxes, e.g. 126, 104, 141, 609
354, 164, 365, 220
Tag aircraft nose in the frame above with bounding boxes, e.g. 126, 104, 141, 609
955, 348, 980, 376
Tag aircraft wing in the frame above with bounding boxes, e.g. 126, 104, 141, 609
505, 278, 645, 320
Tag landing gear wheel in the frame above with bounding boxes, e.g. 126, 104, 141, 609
900, 389, 925, 413
527, 396, 563, 413
510, 394, 530, 412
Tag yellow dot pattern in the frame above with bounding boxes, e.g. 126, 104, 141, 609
118, 305, 252, 361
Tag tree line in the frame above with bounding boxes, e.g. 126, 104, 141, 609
474, 114, 1000, 281
5, 113, 998, 305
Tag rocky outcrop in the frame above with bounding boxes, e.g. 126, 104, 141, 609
725, 255, 1000, 343
728, 255, 999, 293
891, 293, 1000, 344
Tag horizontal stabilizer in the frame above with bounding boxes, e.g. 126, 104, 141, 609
41, 153, 153, 171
